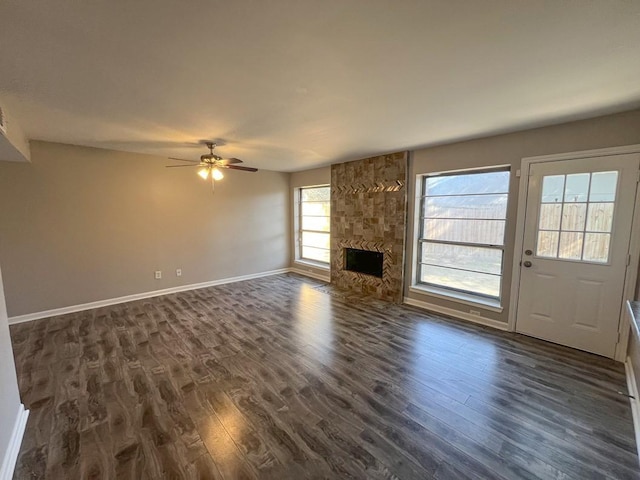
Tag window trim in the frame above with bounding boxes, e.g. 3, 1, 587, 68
413, 166, 510, 304
296, 185, 330, 266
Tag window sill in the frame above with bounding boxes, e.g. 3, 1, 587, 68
409, 285, 503, 313
294, 259, 330, 271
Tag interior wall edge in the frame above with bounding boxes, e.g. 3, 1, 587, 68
0, 403, 28, 480
0, 107, 30, 163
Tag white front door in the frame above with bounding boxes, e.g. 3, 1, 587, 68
516, 154, 640, 358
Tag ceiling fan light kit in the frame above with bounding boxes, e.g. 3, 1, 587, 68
197, 167, 209, 180
166, 142, 257, 193
211, 167, 224, 180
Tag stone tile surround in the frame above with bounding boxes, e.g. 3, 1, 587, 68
330, 152, 408, 303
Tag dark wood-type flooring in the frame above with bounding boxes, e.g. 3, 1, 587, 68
9, 273, 640, 479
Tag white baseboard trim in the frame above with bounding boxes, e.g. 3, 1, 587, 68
288, 267, 330, 283
0, 404, 28, 480
624, 357, 640, 460
8, 268, 291, 325
403, 296, 509, 331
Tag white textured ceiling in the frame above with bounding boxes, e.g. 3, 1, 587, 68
1, 1, 640, 171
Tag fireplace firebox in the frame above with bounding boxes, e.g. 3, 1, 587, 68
344, 248, 383, 278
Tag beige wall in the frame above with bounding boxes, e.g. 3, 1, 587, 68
406, 108, 640, 323
0, 141, 291, 317
289, 166, 331, 278
290, 166, 331, 189
0, 264, 22, 470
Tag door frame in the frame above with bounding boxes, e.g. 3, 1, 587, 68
508, 144, 640, 362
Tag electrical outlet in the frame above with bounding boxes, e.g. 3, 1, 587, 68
470, 309, 481, 316
154, 271, 162, 280
176, 269, 182, 277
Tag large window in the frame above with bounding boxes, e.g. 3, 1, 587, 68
416, 168, 510, 300
298, 185, 330, 264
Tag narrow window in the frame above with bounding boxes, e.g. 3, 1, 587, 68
298, 186, 330, 264
417, 168, 510, 300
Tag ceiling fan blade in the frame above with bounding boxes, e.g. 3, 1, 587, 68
165, 164, 201, 168
224, 165, 258, 172
218, 157, 243, 165
168, 157, 200, 163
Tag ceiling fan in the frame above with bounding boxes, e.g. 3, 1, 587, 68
166, 142, 258, 191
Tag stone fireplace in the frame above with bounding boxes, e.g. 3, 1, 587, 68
330, 152, 408, 303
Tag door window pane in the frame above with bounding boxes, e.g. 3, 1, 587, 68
561, 203, 587, 231
589, 172, 618, 202
558, 232, 584, 260
564, 173, 590, 203
537, 231, 559, 258
541, 175, 565, 203
539, 204, 562, 230
586, 203, 614, 233
583, 233, 610, 263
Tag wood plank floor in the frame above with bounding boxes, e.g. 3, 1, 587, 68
9, 273, 639, 479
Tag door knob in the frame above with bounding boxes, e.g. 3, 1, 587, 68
523, 261, 532, 268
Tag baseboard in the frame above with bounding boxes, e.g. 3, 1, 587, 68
8, 268, 291, 325
288, 267, 330, 283
625, 358, 640, 460
403, 296, 508, 331
0, 404, 28, 480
